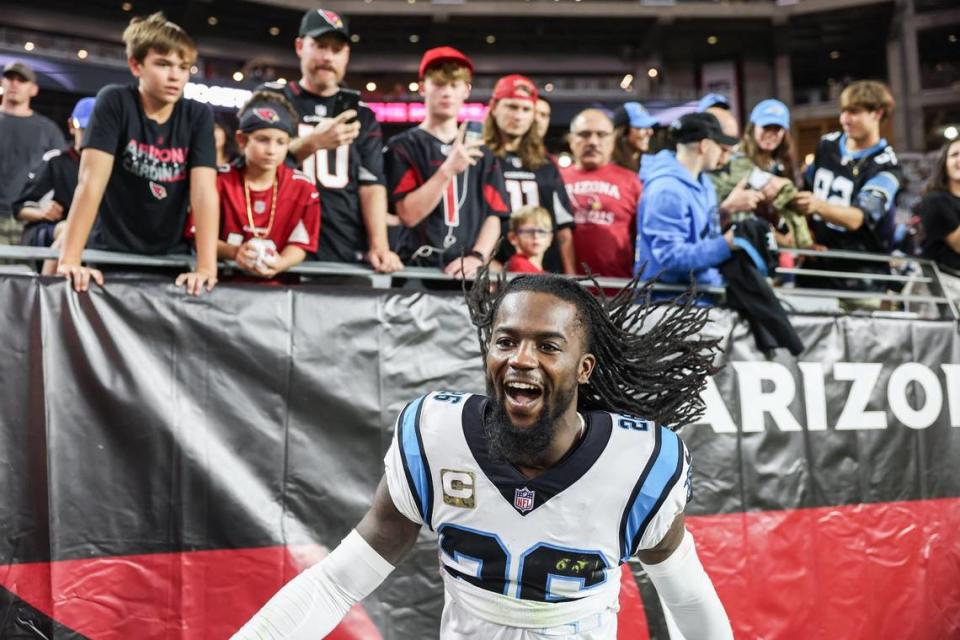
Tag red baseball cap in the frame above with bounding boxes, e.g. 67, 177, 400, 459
419, 46, 474, 79
491, 74, 538, 105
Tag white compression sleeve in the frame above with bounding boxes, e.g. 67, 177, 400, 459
231, 530, 395, 640
640, 530, 733, 640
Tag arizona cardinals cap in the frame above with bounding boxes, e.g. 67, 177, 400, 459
490, 74, 538, 104
299, 8, 349, 41
419, 46, 473, 79
238, 100, 297, 137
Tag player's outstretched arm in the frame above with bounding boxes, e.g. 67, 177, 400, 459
231, 477, 420, 640
638, 514, 733, 640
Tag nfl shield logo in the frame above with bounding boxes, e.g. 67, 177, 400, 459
514, 487, 535, 513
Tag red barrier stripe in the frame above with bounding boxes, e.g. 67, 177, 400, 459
617, 566, 650, 640
0, 546, 380, 640
1, 498, 958, 639
686, 497, 960, 639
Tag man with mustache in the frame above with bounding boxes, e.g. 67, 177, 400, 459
260, 8, 402, 273
561, 109, 641, 278
233, 272, 733, 640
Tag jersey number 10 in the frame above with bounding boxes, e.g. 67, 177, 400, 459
298, 124, 349, 189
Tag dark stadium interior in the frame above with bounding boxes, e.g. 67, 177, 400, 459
2, 0, 956, 155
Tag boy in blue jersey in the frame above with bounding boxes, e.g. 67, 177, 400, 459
792, 80, 902, 293
233, 273, 733, 640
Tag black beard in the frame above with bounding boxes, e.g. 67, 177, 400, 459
483, 380, 576, 468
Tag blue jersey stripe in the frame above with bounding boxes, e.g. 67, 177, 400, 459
863, 171, 900, 204
399, 395, 430, 525
621, 428, 682, 561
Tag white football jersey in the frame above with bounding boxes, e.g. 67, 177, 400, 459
384, 391, 691, 634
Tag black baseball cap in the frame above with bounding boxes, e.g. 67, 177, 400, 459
299, 8, 349, 41
2, 61, 36, 83
670, 112, 739, 146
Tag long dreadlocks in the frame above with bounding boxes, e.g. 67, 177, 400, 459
465, 267, 721, 430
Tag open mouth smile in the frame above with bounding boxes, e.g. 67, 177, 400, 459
504, 381, 544, 412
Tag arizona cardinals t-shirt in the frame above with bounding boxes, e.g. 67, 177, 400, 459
82, 83, 216, 254
561, 163, 641, 278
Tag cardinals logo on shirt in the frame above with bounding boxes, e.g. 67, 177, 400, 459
149, 182, 168, 200
254, 107, 280, 123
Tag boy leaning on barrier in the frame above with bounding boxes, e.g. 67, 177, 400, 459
187, 92, 319, 283
56, 12, 219, 295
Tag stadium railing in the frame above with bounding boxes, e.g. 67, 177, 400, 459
0, 244, 956, 321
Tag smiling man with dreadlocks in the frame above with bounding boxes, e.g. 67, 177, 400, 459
233, 272, 734, 640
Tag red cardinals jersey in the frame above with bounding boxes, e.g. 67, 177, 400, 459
561, 163, 641, 278
505, 254, 544, 274
188, 163, 320, 255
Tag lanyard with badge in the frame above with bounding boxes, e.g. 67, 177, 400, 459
411, 122, 482, 263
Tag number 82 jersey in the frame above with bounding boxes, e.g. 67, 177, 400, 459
383, 391, 692, 630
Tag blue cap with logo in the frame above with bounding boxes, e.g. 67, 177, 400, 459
749, 99, 790, 129
697, 92, 730, 113
613, 102, 659, 129
70, 97, 96, 129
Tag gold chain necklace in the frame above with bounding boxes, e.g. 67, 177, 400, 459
243, 171, 278, 239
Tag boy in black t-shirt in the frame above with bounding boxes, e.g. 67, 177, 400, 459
385, 47, 509, 278
57, 12, 218, 295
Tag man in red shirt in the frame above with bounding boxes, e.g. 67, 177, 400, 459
560, 108, 641, 278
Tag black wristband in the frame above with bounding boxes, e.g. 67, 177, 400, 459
466, 250, 485, 261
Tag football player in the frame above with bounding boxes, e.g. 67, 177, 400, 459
232, 272, 733, 640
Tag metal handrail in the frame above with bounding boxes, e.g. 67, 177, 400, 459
1, 245, 956, 319
775, 267, 932, 284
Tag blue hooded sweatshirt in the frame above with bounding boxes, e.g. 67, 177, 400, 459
634, 149, 730, 288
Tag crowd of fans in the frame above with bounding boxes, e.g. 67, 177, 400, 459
1, 8, 958, 306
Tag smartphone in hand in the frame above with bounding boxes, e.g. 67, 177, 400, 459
332, 89, 361, 122
464, 120, 484, 145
